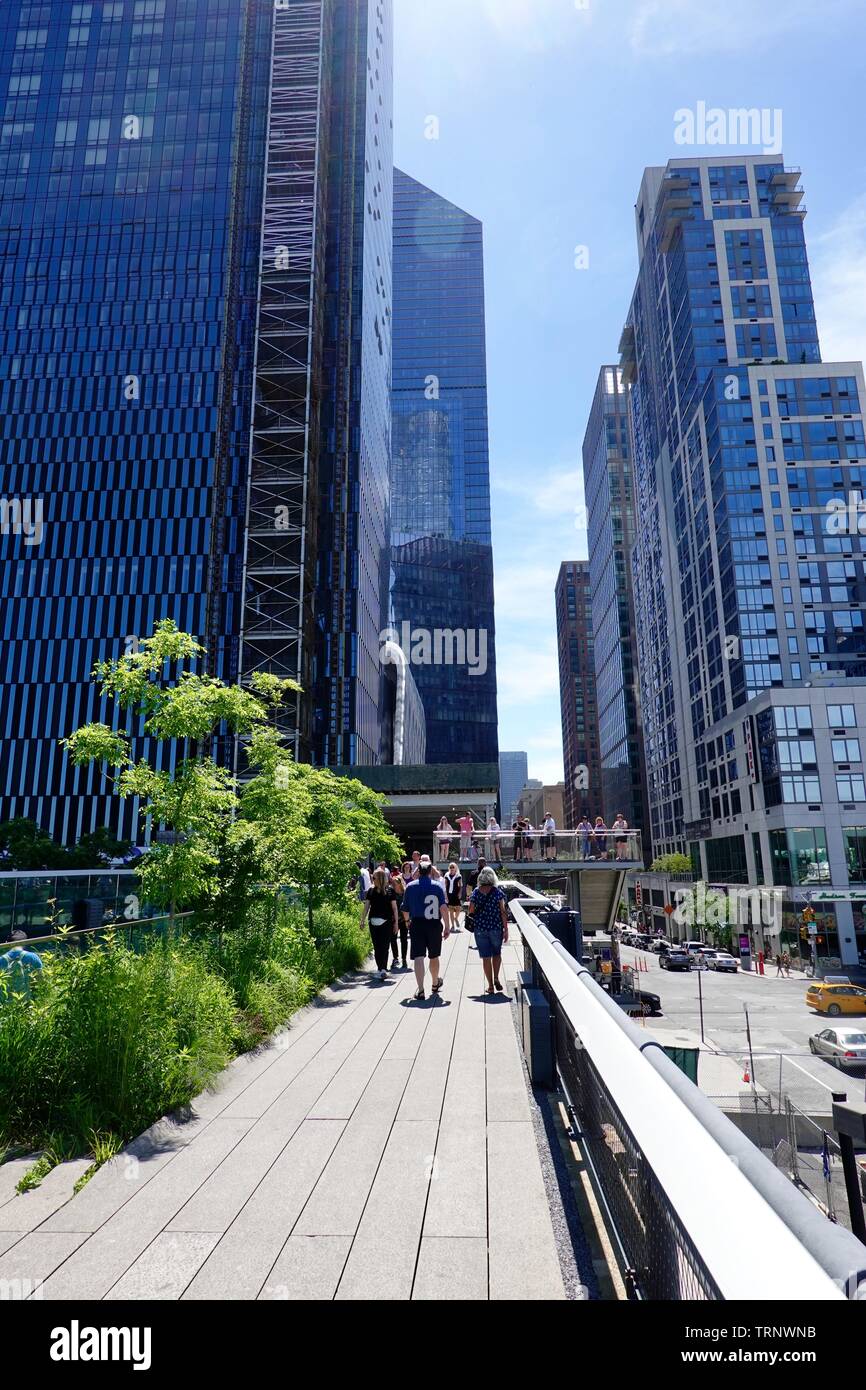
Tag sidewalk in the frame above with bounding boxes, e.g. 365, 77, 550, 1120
0, 925, 567, 1301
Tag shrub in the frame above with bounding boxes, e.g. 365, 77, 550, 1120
0, 936, 235, 1155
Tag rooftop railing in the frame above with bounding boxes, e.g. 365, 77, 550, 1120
511, 896, 866, 1301
432, 828, 642, 864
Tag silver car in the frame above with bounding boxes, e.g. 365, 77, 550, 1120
808, 1027, 866, 1069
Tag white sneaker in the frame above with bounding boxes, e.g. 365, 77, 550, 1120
379, 969, 387, 981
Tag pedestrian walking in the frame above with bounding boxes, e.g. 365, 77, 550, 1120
775, 952, 783, 976
458, 810, 475, 859
390, 870, 408, 969
402, 856, 451, 1002
487, 815, 503, 865
466, 867, 509, 995
356, 861, 372, 925
408, 849, 422, 880
0, 932, 44, 999
362, 868, 398, 980
435, 816, 454, 864
612, 813, 629, 861
444, 862, 463, 931
782, 951, 791, 978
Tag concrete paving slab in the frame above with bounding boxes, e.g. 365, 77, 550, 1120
38, 1117, 254, 1300
0, 1231, 22, 1258
0, 1155, 42, 1209
335, 1119, 438, 1299
413, 1236, 488, 1300
260, 1236, 351, 1300
488, 1121, 565, 1300
105, 1232, 221, 1300
0, 1231, 89, 1291
294, 1060, 414, 1236
181, 1120, 345, 1300
0, 1159, 93, 1232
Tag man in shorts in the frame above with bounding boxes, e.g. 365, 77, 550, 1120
402, 856, 451, 1002
466, 867, 509, 995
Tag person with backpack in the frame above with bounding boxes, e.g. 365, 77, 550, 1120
444, 862, 463, 932
362, 868, 398, 981
402, 856, 451, 1002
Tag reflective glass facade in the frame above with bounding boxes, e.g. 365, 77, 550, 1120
0, 0, 394, 844
623, 156, 866, 959
555, 561, 600, 828
0, 0, 272, 842
390, 168, 498, 763
582, 365, 648, 841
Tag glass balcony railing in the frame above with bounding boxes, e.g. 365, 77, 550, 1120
431, 829, 642, 865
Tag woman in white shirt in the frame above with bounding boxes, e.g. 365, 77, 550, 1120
486, 816, 503, 865
542, 812, 557, 861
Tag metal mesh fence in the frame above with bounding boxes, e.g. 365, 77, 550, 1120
524, 940, 720, 1300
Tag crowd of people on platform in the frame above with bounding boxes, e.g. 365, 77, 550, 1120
432, 811, 633, 864
355, 852, 508, 1002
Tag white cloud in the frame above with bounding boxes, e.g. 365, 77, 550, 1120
810, 197, 866, 365
628, 0, 855, 58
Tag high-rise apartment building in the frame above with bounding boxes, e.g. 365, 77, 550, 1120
390, 168, 498, 764
0, 0, 392, 842
582, 365, 649, 845
555, 561, 601, 828
499, 750, 528, 827
622, 154, 866, 970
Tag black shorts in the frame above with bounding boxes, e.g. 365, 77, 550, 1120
409, 918, 443, 960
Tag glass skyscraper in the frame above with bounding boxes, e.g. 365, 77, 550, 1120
390, 168, 498, 763
622, 155, 866, 968
555, 561, 601, 829
0, 0, 392, 843
582, 366, 649, 843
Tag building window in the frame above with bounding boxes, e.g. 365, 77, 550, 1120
828, 704, 856, 729
769, 828, 829, 886
844, 828, 866, 883
832, 739, 861, 763
836, 774, 866, 802
781, 775, 821, 803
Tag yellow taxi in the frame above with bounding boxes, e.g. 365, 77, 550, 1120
805, 982, 866, 1017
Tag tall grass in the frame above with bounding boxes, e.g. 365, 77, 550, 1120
0, 898, 370, 1165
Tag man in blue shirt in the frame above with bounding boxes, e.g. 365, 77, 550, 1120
0, 932, 44, 999
402, 856, 451, 1002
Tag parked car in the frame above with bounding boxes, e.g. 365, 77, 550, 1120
808, 1027, 866, 1068
614, 986, 662, 1017
660, 950, 691, 971
806, 982, 866, 1017
683, 940, 706, 956
650, 937, 669, 954
706, 951, 738, 973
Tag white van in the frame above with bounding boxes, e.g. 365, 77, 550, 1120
683, 940, 706, 956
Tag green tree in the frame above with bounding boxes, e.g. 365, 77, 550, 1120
0, 818, 68, 870
649, 852, 692, 875
63, 621, 300, 926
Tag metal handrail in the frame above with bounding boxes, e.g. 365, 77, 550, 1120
1, 911, 197, 952
432, 828, 642, 859
511, 897, 866, 1301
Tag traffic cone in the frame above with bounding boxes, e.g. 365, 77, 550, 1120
742, 1067, 750, 1083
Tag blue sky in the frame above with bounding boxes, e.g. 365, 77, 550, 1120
393, 0, 866, 783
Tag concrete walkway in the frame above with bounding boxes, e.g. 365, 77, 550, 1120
0, 924, 566, 1301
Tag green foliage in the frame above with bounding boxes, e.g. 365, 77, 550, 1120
0, 903, 370, 1164
0, 936, 236, 1155
649, 852, 693, 875
0, 818, 130, 871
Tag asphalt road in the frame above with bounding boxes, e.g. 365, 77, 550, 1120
619, 946, 866, 1116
